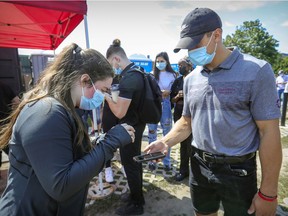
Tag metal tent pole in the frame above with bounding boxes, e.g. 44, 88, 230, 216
84, 15, 114, 200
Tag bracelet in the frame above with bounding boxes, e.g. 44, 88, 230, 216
258, 190, 277, 202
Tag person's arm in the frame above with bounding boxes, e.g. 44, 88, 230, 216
170, 79, 182, 103
21, 100, 133, 202
104, 94, 131, 119
144, 115, 192, 154
248, 118, 282, 215
171, 91, 183, 103
162, 90, 171, 98
170, 80, 178, 103
104, 71, 141, 119
257, 119, 282, 195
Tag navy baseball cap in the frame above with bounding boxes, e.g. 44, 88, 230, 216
174, 8, 222, 53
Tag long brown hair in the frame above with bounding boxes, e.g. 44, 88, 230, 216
0, 43, 114, 150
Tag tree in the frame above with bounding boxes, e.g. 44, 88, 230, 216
273, 55, 288, 73
223, 19, 280, 67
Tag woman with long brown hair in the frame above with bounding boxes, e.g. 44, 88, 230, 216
147, 51, 177, 171
0, 43, 135, 216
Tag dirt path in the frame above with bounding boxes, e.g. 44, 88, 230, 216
84, 143, 288, 216
1, 138, 288, 216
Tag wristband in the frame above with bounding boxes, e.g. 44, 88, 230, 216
258, 190, 277, 202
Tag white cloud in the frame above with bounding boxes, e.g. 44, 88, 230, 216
158, 1, 269, 12
219, 2, 267, 11
224, 21, 236, 27
281, 21, 288, 27
19, 1, 288, 63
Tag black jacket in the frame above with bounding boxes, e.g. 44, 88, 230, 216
0, 97, 131, 216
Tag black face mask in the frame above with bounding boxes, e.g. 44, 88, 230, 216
179, 66, 189, 76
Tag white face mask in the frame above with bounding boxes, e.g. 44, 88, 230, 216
188, 32, 217, 66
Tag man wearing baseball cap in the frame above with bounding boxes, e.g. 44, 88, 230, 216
145, 8, 282, 216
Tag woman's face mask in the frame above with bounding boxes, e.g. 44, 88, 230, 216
188, 32, 217, 66
79, 82, 105, 110
156, 62, 167, 71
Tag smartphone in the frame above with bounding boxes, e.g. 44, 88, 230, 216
133, 152, 166, 163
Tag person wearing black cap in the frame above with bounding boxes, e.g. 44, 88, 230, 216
170, 57, 193, 181
145, 7, 282, 216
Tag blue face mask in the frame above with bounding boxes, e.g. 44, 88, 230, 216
79, 84, 105, 110
156, 62, 167, 71
114, 67, 122, 75
188, 33, 217, 66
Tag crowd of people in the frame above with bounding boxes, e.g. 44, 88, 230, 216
0, 7, 284, 216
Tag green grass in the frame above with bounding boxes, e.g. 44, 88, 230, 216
278, 136, 288, 212
85, 194, 120, 214
278, 162, 288, 203
281, 136, 288, 148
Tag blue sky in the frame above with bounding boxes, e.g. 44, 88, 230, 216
19, 1, 288, 64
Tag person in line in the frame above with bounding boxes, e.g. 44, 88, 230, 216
145, 8, 282, 216
105, 39, 146, 215
0, 81, 20, 177
147, 52, 177, 171
170, 57, 193, 182
101, 74, 121, 183
0, 43, 135, 216
276, 69, 287, 101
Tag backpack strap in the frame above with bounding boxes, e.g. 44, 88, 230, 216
125, 65, 147, 114
126, 65, 145, 74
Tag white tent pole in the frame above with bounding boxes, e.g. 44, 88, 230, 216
84, 15, 90, 49
84, 13, 104, 193
84, 14, 112, 196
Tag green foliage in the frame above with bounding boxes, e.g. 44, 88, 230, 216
223, 19, 280, 67
278, 163, 288, 206
273, 56, 288, 74
282, 135, 288, 149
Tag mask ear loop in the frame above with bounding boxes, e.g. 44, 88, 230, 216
87, 75, 100, 138
81, 86, 85, 96
206, 31, 215, 47
88, 76, 105, 96
214, 43, 218, 53
92, 108, 98, 138
88, 76, 97, 92
206, 31, 217, 54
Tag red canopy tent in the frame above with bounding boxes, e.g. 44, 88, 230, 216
0, 0, 87, 50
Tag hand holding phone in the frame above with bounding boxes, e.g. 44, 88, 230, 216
133, 152, 165, 163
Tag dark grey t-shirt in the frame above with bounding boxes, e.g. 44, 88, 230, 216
183, 48, 280, 155
0, 97, 131, 216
